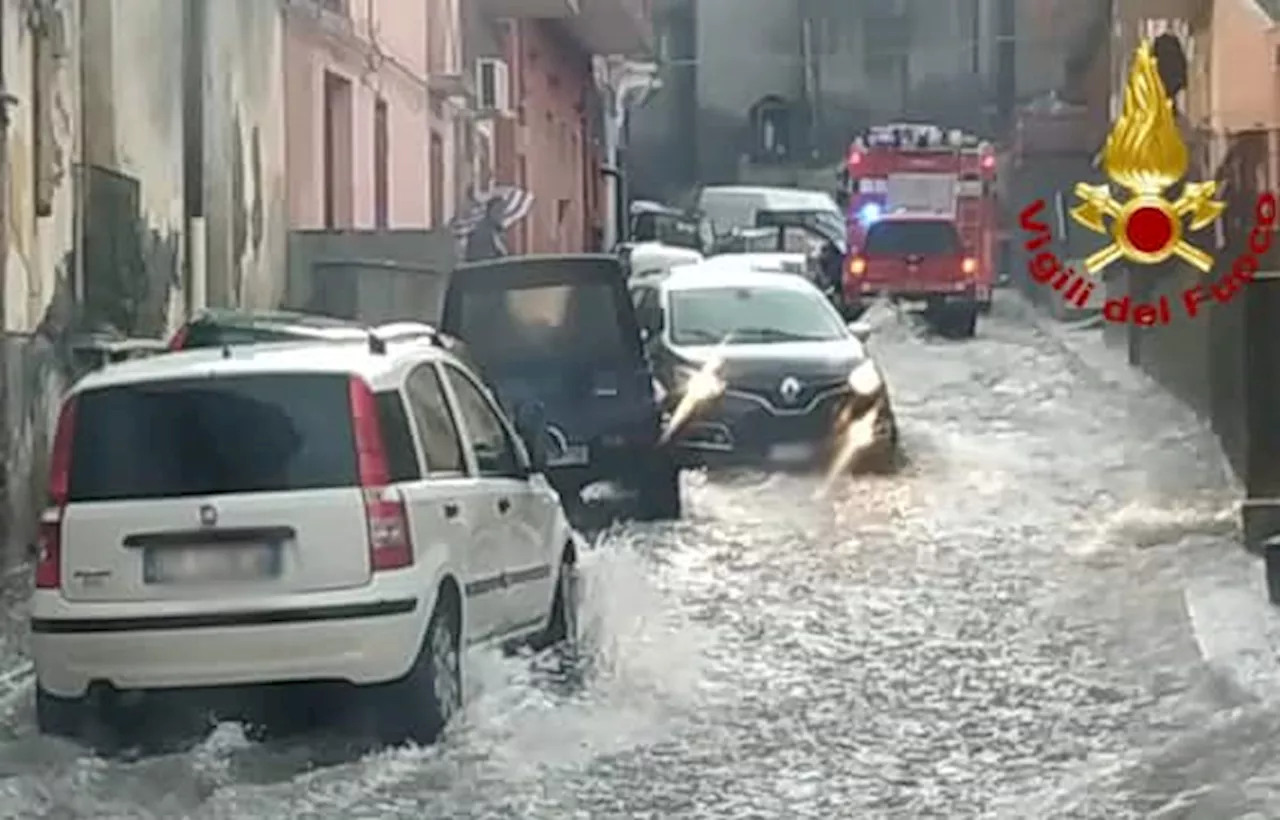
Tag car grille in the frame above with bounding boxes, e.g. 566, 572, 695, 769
728, 376, 849, 412
717, 391, 865, 454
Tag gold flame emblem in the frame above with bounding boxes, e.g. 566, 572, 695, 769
1070, 40, 1223, 274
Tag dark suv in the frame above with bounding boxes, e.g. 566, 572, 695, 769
442, 254, 681, 520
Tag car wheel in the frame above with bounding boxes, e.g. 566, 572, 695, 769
37, 688, 155, 754
634, 457, 682, 521
36, 686, 84, 741
531, 546, 579, 652
936, 305, 977, 338
374, 596, 462, 746
855, 404, 901, 474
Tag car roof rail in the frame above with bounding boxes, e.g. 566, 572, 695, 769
371, 321, 450, 348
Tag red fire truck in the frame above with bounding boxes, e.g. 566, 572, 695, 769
838, 124, 998, 337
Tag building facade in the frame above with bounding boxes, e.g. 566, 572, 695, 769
472, 0, 652, 253
631, 0, 1102, 198
0, 0, 289, 566
283, 0, 466, 230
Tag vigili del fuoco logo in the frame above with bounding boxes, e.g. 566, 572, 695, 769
1018, 40, 1276, 326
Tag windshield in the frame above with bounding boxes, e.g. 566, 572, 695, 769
864, 220, 961, 255
68, 374, 357, 501
454, 281, 634, 366
668, 285, 846, 345
632, 212, 704, 250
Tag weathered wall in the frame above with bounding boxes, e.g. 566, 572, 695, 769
81, 0, 185, 337
0, 0, 290, 567
0, 0, 81, 566
202, 0, 287, 310
509, 21, 596, 254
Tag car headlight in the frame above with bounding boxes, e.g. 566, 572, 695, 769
847, 359, 882, 395
676, 361, 726, 403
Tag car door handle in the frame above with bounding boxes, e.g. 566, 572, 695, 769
497, 498, 510, 514
443, 502, 460, 519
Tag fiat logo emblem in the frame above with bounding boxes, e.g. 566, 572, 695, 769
779, 377, 802, 403
198, 504, 217, 528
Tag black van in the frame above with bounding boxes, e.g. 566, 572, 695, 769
442, 254, 681, 520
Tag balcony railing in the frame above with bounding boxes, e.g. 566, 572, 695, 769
478, 0, 651, 56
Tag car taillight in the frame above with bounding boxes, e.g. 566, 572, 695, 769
848, 257, 867, 276
167, 324, 190, 351
348, 376, 413, 572
961, 257, 978, 275
37, 398, 76, 589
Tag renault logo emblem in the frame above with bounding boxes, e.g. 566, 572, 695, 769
198, 504, 218, 528
779, 377, 802, 403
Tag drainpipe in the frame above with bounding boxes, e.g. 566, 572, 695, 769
599, 58, 659, 250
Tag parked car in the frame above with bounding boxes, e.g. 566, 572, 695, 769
31, 331, 577, 751
629, 263, 898, 473
694, 185, 844, 239
442, 254, 681, 520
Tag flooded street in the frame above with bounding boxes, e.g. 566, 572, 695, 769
0, 298, 1275, 818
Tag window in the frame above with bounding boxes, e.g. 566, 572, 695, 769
376, 391, 420, 482
405, 365, 465, 474
323, 72, 354, 228
454, 281, 632, 366
631, 285, 662, 335
69, 374, 358, 502
442, 365, 521, 478
864, 220, 961, 256
374, 97, 389, 228
668, 286, 846, 346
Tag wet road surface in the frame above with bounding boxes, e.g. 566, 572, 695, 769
0, 296, 1275, 818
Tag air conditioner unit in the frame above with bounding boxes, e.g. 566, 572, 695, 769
476, 58, 512, 116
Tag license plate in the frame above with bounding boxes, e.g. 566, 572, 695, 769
769, 442, 816, 463
145, 544, 280, 585
549, 444, 589, 466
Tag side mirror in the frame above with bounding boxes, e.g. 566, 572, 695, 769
513, 400, 549, 473
848, 320, 872, 343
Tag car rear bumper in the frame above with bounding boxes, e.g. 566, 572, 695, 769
845, 282, 979, 306
31, 588, 425, 698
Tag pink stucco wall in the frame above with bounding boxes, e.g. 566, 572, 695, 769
285, 4, 457, 230
1204, 0, 1280, 132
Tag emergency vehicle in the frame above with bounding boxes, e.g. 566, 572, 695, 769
838, 124, 998, 337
